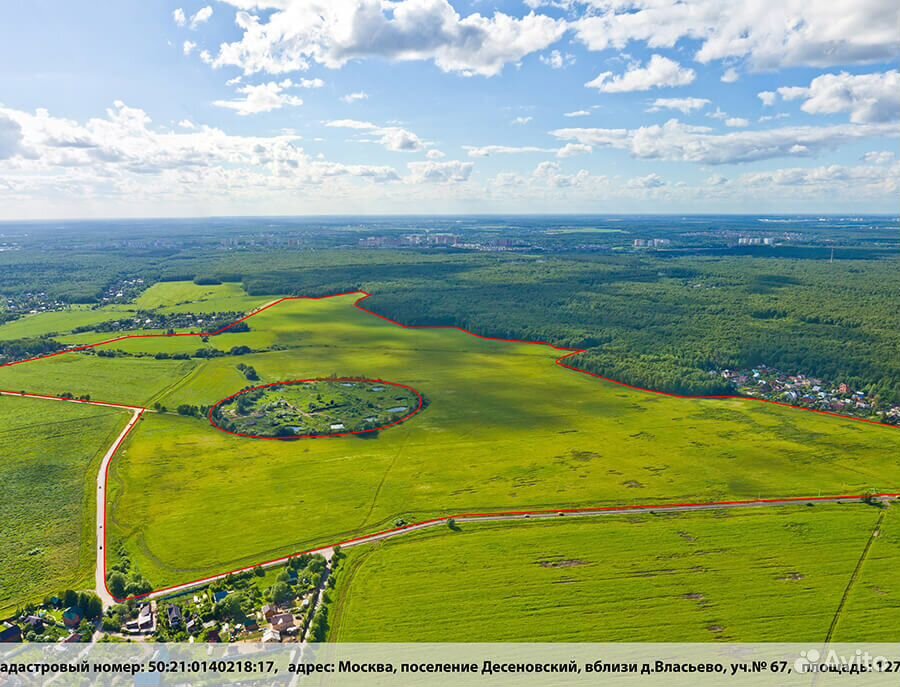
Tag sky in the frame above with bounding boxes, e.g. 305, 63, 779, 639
0, 0, 898, 219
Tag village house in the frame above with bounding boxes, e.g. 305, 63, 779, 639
270, 612, 296, 634
166, 605, 182, 629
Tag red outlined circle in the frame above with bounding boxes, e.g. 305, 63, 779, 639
208, 377, 425, 440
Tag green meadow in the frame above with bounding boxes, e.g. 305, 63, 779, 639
328, 506, 892, 642
0, 396, 128, 617
3, 282, 900, 603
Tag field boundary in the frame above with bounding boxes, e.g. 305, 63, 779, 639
208, 377, 425, 440
2, 289, 899, 606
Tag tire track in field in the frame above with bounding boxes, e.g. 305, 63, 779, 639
358, 427, 414, 531
824, 508, 887, 644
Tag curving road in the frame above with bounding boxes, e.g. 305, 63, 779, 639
142, 492, 898, 603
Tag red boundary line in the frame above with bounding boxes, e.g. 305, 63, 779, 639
207, 377, 424, 440
1, 289, 898, 604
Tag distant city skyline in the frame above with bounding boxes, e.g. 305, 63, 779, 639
0, 0, 898, 219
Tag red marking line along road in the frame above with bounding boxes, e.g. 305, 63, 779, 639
1, 290, 899, 606
208, 377, 425, 440
142, 493, 899, 603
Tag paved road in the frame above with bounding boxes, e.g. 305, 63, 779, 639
95, 409, 145, 608
144, 493, 897, 603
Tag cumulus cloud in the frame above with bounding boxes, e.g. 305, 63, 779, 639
647, 97, 710, 113
628, 173, 665, 189
862, 150, 895, 164
189, 6, 213, 29
183, 40, 197, 56
725, 117, 749, 127
556, 143, 592, 158
0, 101, 404, 210
551, 119, 897, 165
706, 174, 728, 186
758, 91, 777, 106
540, 50, 575, 69
511, 116, 533, 125
426, 149, 446, 159
572, 0, 900, 70
341, 91, 368, 103
564, 110, 590, 117
586, 55, 694, 93
776, 70, 900, 123
212, 0, 565, 77
326, 119, 426, 152
720, 67, 740, 83
173, 8, 186, 27
406, 159, 473, 183
739, 162, 899, 195
299, 78, 325, 89
213, 79, 304, 116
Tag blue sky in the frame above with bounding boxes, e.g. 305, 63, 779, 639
0, 0, 897, 218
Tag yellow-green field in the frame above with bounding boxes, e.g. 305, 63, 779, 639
2, 282, 900, 632
0, 396, 128, 616
328, 506, 896, 642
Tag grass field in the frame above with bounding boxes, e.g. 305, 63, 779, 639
0, 396, 128, 617
4, 283, 900, 604
328, 506, 891, 642
0, 307, 127, 341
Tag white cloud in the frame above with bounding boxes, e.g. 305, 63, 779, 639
299, 78, 325, 89
707, 107, 728, 120
586, 55, 694, 93
720, 67, 740, 83
511, 116, 533, 125
0, 101, 407, 211
406, 160, 473, 183
426, 149, 446, 159
739, 162, 900, 196
758, 91, 777, 106
628, 173, 665, 189
564, 110, 591, 117
647, 97, 710, 113
183, 40, 197, 56
213, 0, 565, 77
326, 119, 426, 152
177, 119, 196, 129
556, 143, 592, 158
540, 50, 575, 69
213, 79, 304, 116
173, 8, 186, 27
725, 117, 749, 127
551, 119, 897, 165
199, 50, 213, 64
341, 91, 368, 103
776, 70, 900, 123
572, 0, 900, 70
862, 150, 895, 164
706, 174, 728, 186
189, 6, 213, 29
226, 76, 243, 86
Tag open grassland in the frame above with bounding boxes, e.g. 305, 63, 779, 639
0, 307, 127, 341
328, 506, 889, 642
4, 284, 900, 594
830, 508, 900, 641
134, 281, 267, 314
0, 396, 128, 617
